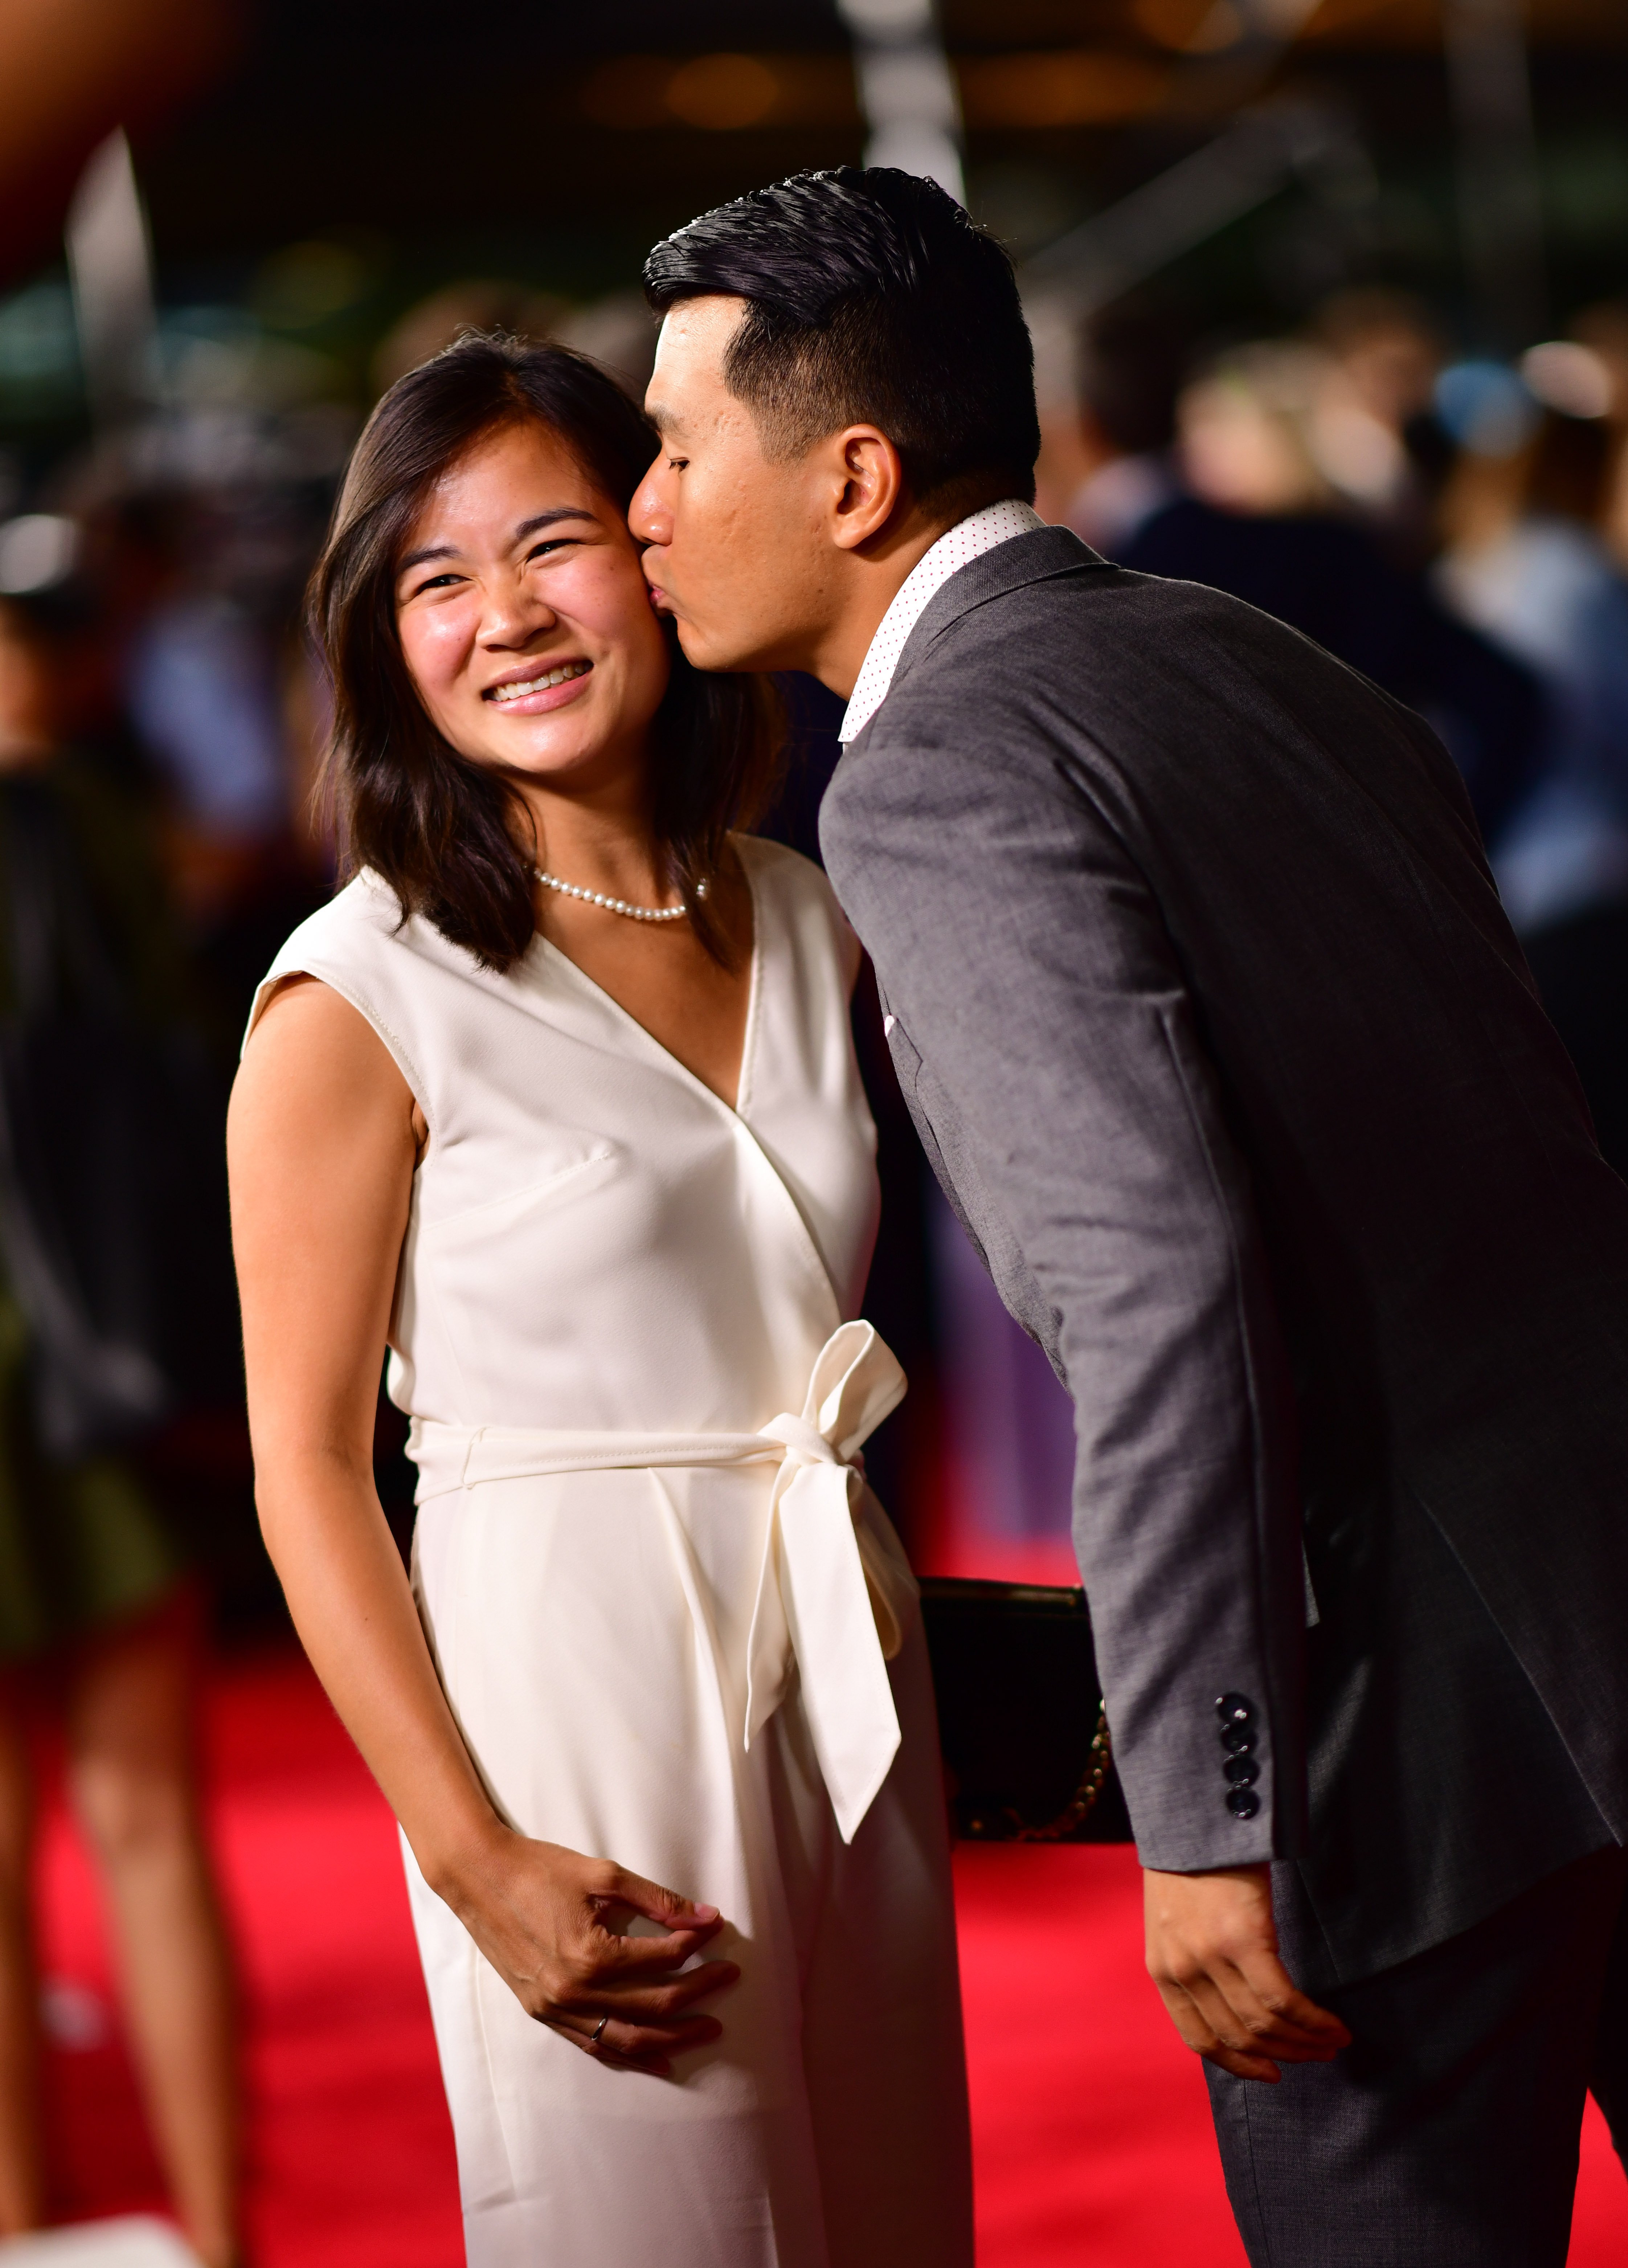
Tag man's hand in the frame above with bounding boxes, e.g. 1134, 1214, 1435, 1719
1144, 1863, 1351, 2083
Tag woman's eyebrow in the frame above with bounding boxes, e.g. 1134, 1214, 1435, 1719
514, 508, 601, 540
398, 541, 457, 576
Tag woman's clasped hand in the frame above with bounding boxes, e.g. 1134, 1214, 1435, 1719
442, 1832, 738, 2075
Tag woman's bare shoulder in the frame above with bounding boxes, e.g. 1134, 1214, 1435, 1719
242, 871, 402, 1049
240, 871, 438, 1144
235, 973, 417, 1120
246, 967, 389, 1051
228, 968, 421, 1402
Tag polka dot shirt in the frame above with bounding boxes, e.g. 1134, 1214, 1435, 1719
837, 499, 1047, 744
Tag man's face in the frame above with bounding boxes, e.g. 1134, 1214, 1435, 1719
631, 296, 837, 674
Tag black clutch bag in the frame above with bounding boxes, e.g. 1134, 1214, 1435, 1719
917, 1576, 1133, 1842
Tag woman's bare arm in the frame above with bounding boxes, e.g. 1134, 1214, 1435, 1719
230, 976, 486, 1870
229, 976, 736, 2071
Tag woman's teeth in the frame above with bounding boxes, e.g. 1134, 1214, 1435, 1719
490, 661, 591, 703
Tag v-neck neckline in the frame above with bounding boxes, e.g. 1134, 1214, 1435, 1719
530, 838, 764, 1119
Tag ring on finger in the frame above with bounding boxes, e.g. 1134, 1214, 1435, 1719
589, 2014, 610, 2045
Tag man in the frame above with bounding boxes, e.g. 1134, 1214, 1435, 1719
629, 166, 1628, 2263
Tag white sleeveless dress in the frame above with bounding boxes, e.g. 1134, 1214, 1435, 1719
247, 836, 973, 2268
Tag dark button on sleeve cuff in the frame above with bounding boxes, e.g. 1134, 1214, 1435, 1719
1215, 1694, 1262, 1818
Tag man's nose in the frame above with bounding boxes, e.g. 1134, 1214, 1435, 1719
629, 459, 671, 548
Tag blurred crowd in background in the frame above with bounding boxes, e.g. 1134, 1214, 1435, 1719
4, 147, 1628, 1587
10, 260, 1628, 1592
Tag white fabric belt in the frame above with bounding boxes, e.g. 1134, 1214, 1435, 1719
407, 1320, 915, 1844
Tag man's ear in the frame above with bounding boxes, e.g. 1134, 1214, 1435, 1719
823, 426, 907, 553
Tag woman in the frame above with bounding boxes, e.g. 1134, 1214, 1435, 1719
0, 587, 239, 2265
227, 335, 973, 2268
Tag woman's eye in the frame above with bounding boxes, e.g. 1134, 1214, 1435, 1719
411, 572, 462, 596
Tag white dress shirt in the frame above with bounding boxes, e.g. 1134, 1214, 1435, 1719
837, 499, 1046, 744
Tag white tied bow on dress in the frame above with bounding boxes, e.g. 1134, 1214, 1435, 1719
745, 1321, 915, 1842
409, 1320, 917, 1844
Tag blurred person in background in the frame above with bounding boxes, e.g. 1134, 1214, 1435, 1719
1435, 355, 1628, 1170
119, 477, 334, 1029
1117, 339, 1542, 845
1570, 302, 1628, 569
373, 282, 658, 406
229, 336, 972, 2268
0, 573, 240, 2267
370, 281, 571, 396
1060, 298, 1188, 557
1309, 287, 1453, 568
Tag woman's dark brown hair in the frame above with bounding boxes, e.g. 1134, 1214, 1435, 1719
310, 331, 780, 969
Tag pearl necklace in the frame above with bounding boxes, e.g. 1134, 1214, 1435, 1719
534, 867, 700, 924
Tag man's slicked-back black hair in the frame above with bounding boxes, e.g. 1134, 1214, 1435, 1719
643, 167, 1040, 506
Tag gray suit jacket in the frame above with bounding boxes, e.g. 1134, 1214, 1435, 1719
820, 527, 1628, 1983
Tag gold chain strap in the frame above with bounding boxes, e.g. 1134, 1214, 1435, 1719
1011, 1703, 1113, 1844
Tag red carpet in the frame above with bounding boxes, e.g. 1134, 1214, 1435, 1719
30, 1647, 1628, 2263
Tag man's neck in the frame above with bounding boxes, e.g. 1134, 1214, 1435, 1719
831, 495, 1047, 745
814, 486, 1013, 699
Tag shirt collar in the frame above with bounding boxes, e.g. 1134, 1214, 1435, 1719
837, 499, 1046, 744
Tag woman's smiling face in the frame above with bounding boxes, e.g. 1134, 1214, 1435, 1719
394, 418, 671, 794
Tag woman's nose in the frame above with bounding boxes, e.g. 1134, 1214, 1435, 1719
479, 583, 557, 646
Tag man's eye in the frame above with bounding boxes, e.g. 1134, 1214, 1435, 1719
667, 457, 688, 472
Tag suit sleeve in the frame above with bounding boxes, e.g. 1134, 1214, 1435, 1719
823, 711, 1307, 1871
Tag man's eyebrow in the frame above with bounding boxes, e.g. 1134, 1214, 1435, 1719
397, 508, 599, 580
645, 400, 686, 439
